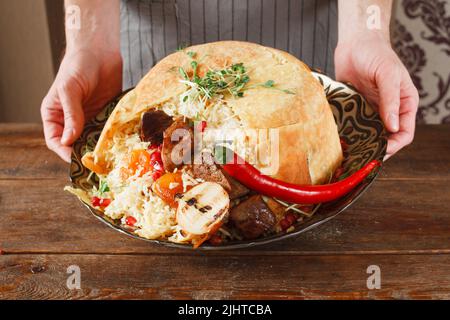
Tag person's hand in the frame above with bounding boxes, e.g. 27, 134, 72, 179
334, 31, 419, 159
41, 49, 122, 162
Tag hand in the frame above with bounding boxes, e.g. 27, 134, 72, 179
334, 31, 419, 159
41, 49, 122, 162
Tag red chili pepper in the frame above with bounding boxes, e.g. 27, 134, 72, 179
91, 196, 111, 208
220, 151, 381, 204
125, 216, 137, 226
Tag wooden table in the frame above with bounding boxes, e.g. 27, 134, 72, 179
0, 124, 449, 300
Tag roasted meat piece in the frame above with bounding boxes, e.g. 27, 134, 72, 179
140, 110, 174, 144
161, 119, 193, 172
191, 152, 249, 199
229, 195, 276, 239
222, 170, 249, 199
192, 152, 230, 189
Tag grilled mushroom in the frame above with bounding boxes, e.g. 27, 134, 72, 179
176, 182, 230, 236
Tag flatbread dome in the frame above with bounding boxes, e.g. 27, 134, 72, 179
82, 41, 342, 185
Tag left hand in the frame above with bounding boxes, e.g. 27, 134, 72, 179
334, 31, 419, 160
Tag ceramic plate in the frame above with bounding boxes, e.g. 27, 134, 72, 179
69, 71, 388, 250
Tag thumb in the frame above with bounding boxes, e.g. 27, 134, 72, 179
375, 63, 401, 133
58, 79, 85, 146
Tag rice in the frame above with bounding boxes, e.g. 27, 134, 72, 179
68, 85, 250, 242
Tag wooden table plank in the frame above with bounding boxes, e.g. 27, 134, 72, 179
1, 178, 449, 254
1, 123, 449, 300
380, 125, 450, 181
1, 253, 449, 299
1, 124, 449, 180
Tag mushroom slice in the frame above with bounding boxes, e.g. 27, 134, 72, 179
176, 182, 230, 236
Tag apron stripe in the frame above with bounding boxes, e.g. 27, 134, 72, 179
312, 0, 318, 68
121, 0, 337, 89
138, 1, 143, 79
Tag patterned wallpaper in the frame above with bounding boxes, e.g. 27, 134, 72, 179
393, 0, 450, 124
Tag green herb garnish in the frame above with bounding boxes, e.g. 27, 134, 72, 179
263, 80, 275, 88
176, 44, 188, 52
99, 180, 110, 194
179, 67, 189, 80
250, 79, 295, 94
179, 62, 250, 98
178, 55, 295, 99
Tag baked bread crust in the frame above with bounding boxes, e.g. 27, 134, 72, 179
82, 41, 342, 185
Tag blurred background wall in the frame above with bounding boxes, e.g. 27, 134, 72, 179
0, 0, 64, 122
0, 0, 448, 123
392, 0, 450, 124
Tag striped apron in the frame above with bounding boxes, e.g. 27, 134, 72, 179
121, 0, 338, 89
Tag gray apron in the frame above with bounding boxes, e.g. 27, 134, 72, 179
121, 0, 337, 89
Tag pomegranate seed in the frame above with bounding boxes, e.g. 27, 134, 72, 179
91, 197, 111, 208
279, 218, 291, 231
99, 198, 111, 207
299, 205, 313, 213
150, 151, 162, 162
334, 167, 344, 180
125, 216, 137, 226
152, 161, 163, 173
152, 170, 163, 181
91, 196, 101, 207
209, 234, 222, 246
148, 144, 159, 150
285, 213, 297, 225
199, 121, 207, 132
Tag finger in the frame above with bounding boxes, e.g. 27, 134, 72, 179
41, 91, 73, 162
385, 80, 418, 159
385, 124, 413, 158
50, 141, 73, 162
57, 79, 85, 146
375, 62, 401, 133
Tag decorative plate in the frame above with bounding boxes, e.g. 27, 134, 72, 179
69, 71, 387, 250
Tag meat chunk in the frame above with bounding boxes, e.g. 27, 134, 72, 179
161, 119, 193, 172
140, 110, 173, 144
230, 195, 276, 239
222, 170, 249, 199
192, 152, 231, 190
191, 152, 249, 199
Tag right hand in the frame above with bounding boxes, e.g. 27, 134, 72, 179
41, 49, 122, 162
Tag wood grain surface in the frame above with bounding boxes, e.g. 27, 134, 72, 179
0, 124, 449, 299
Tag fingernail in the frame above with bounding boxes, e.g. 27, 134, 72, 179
388, 112, 399, 132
